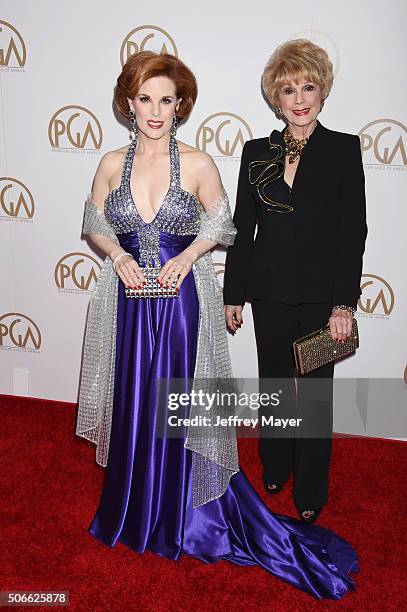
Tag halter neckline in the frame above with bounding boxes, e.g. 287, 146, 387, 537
104, 132, 202, 266
124, 133, 181, 225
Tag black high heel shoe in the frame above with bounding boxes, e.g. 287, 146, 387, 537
298, 507, 323, 524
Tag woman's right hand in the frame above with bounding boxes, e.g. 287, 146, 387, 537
224, 305, 243, 333
112, 251, 146, 289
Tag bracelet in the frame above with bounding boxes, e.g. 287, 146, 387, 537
112, 251, 133, 272
332, 304, 356, 316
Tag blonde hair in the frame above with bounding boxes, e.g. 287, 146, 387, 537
262, 39, 333, 108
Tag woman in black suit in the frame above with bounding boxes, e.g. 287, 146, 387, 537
223, 39, 367, 523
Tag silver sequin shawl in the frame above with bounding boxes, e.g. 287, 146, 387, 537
76, 192, 239, 507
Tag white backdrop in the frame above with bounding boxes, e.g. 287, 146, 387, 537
0, 1, 406, 435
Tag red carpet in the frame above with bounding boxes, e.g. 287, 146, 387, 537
1, 394, 406, 611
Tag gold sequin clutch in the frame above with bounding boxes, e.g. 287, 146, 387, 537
293, 318, 359, 375
125, 266, 179, 299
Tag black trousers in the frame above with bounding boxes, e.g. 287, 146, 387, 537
251, 300, 334, 510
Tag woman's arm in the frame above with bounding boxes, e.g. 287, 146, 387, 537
332, 134, 368, 308
157, 153, 235, 290
329, 134, 368, 341
222, 142, 257, 332
223, 142, 257, 306
87, 152, 146, 288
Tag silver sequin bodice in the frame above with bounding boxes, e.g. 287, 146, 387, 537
104, 134, 201, 266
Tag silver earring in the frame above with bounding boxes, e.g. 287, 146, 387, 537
129, 109, 138, 142
171, 114, 178, 137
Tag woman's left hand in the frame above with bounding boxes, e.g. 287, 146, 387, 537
157, 252, 195, 292
328, 308, 353, 342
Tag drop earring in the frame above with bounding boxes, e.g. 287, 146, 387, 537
129, 109, 138, 143
276, 106, 284, 118
171, 114, 178, 137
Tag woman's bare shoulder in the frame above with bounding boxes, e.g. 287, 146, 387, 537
97, 144, 130, 175
177, 140, 216, 170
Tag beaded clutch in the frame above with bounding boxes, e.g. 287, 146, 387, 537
293, 318, 359, 375
125, 266, 179, 299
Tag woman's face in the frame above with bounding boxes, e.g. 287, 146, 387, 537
278, 77, 322, 130
127, 75, 182, 139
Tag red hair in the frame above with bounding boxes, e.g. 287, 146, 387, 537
114, 51, 198, 120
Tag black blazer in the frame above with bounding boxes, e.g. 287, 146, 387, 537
223, 121, 368, 309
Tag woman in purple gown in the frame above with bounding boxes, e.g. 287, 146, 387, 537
76, 51, 358, 600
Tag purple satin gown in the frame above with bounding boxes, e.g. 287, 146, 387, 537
88, 134, 358, 600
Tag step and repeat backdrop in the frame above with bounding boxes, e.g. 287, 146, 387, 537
0, 1, 406, 436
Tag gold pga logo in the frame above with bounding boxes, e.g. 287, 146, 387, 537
120, 25, 178, 65
196, 113, 253, 157
358, 274, 395, 317
0, 178, 34, 221
55, 252, 101, 292
0, 313, 41, 351
48, 106, 103, 150
359, 119, 407, 167
291, 29, 340, 76
0, 20, 26, 69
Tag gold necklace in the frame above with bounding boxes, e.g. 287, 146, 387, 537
284, 128, 309, 164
